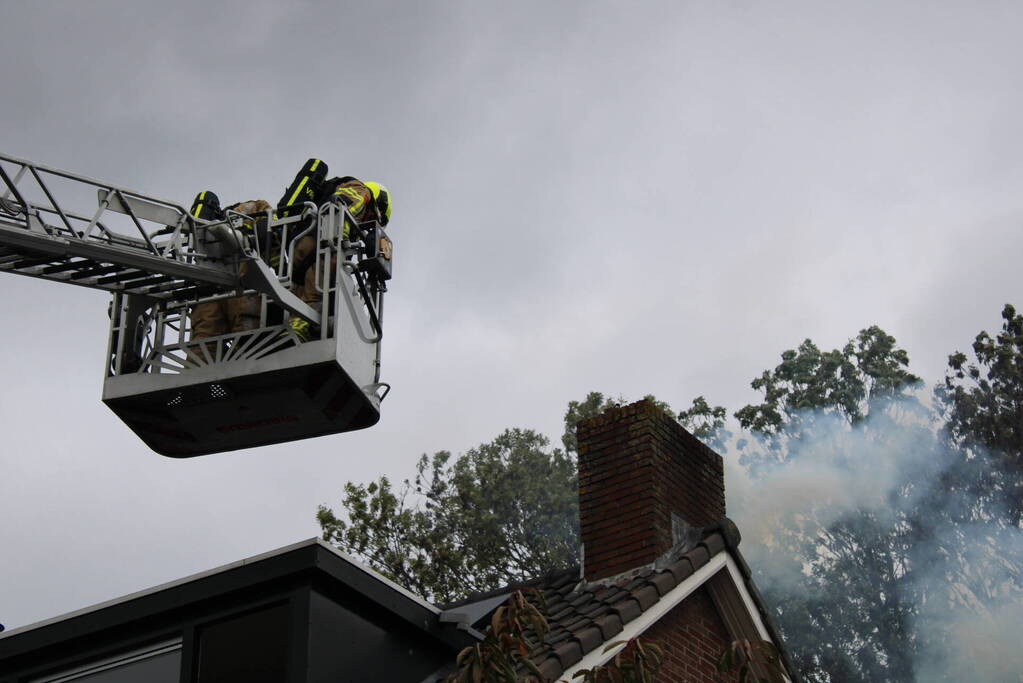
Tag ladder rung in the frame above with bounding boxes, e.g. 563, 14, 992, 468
174, 285, 222, 300
0, 158, 264, 308
123, 275, 175, 291
10, 255, 61, 270
70, 264, 126, 281
96, 269, 147, 286
42, 259, 92, 275
138, 280, 187, 296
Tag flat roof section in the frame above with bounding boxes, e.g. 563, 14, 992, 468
0, 538, 472, 664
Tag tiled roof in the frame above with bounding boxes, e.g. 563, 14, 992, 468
524, 531, 728, 679
442, 521, 745, 681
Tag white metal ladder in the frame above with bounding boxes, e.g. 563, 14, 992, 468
0, 152, 318, 323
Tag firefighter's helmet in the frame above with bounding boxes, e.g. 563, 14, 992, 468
364, 181, 391, 226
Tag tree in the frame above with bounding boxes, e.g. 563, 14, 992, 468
445, 589, 550, 683
732, 326, 927, 682
730, 320, 1023, 682
734, 326, 920, 472
319, 321, 1016, 681
717, 639, 788, 683
561, 392, 674, 455
562, 392, 624, 455
677, 395, 730, 451
318, 428, 579, 603
936, 303, 1023, 525
321, 392, 677, 604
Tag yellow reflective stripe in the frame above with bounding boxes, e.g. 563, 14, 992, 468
285, 160, 322, 208
334, 186, 367, 215
286, 177, 308, 208
192, 192, 208, 218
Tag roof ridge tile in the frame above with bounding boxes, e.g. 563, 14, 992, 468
611, 597, 642, 625
576, 625, 604, 655
553, 640, 584, 668
686, 545, 710, 569
649, 570, 678, 597
700, 532, 726, 558
594, 612, 623, 640
667, 556, 695, 583
632, 584, 660, 611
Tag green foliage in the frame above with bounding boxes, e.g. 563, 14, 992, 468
572, 639, 664, 683
322, 391, 688, 608
319, 428, 579, 603
734, 326, 920, 470
717, 639, 787, 683
735, 338, 863, 434
560, 392, 671, 456
446, 589, 549, 683
562, 392, 623, 455
761, 503, 921, 681
322, 392, 681, 605
734, 326, 929, 681
677, 395, 730, 451
735, 325, 921, 430
317, 471, 465, 601
562, 392, 675, 455
732, 314, 1023, 682
936, 303, 1023, 524
321, 312, 1023, 682
446, 591, 666, 683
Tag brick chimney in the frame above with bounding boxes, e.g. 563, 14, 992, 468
576, 399, 726, 581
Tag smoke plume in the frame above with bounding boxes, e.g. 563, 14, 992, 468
723, 397, 1023, 682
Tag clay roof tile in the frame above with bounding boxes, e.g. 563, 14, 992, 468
649, 570, 678, 597
686, 545, 710, 570
612, 597, 642, 625
553, 639, 584, 668
632, 584, 660, 611
576, 625, 604, 655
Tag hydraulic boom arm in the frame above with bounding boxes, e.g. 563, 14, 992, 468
0, 153, 318, 323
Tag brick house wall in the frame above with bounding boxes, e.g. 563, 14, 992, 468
643, 587, 738, 683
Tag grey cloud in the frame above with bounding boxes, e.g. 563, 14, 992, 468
1, 0, 1022, 635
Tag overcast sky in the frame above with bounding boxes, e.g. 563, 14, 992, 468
1, 0, 1021, 631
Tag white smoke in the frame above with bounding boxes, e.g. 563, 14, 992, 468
722, 397, 1023, 682
916, 600, 1023, 682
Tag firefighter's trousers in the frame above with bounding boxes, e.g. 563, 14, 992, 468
291, 235, 333, 310
189, 294, 262, 339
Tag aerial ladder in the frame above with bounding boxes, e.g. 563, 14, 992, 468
0, 153, 393, 456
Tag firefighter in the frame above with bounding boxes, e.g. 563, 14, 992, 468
286, 175, 391, 342
185, 162, 392, 348
188, 197, 274, 352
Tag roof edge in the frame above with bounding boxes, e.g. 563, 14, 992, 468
560, 553, 796, 681
313, 539, 440, 615
0, 538, 323, 641
0, 538, 455, 659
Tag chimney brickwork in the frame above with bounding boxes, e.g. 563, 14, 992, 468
577, 399, 725, 581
